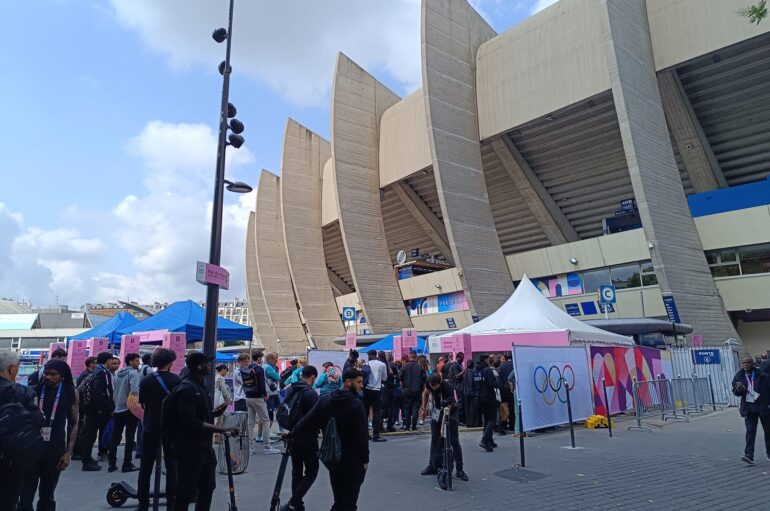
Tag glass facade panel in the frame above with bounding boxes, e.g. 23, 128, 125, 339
739, 243, 770, 275
641, 274, 658, 286
710, 265, 740, 277
582, 268, 611, 294
610, 263, 642, 289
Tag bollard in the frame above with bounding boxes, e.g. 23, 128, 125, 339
565, 378, 576, 448
518, 399, 525, 467
602, 378, 613, 438
708, 373, 717, 412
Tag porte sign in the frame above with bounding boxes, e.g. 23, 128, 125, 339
598, 285, 616, 304
692, 349, 720, 365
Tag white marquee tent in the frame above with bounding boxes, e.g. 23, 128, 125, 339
438, 276, 633, 346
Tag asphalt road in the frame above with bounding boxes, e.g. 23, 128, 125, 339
53, 409, 768, 510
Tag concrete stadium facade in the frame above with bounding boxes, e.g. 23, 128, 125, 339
246, 0, 770, 356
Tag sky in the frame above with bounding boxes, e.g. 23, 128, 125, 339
0, 0, 558, 309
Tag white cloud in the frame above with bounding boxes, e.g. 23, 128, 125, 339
0, 122, 256, 307
108, 0, 422, 106
531, 0, 559, 14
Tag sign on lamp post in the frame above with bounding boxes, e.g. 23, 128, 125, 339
196, 261, 230, 290
402, 328, 418, 349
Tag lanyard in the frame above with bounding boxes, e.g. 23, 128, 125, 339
747, 372, 754, 391
39, 382, 63, 426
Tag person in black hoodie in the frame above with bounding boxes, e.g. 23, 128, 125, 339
169, 352, 235, 511
473, 355, 500, 452
136, 348, 180, 511
343, 350, 359, 373
400, 351, 426, 431
281, 365, 320, 511
81, 351, 115, 471
290, 367, 369, 511
461, 360, 480, 427
732, 357, 770, 464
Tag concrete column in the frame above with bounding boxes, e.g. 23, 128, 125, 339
600, 0, 739, 344
244, 211, 273, 351
280, 119, 344, 350
255, 170, 309, 355
331, 53, 412, 334
422, 0, 513, 320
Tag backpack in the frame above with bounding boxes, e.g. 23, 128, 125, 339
279, 366, 295, 389
240, 366, 258, 395
276, 387, 304, 430
76, 371, 96, 412
0, 387, 44, 468
318, 416, 342, 469
361, 364, 371, 388
471, 368, 485, 400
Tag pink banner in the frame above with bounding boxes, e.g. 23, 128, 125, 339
345, 332, 357, 350
119, 335, 142, 368
48, 342, 66, 357
136, 329, 168, 344
402, 328, 417, 349
67, 340, 89, 374
691, 335, 703, 348
162, 332, 187, 374
86, 338, 109, 356
470, 331, 569, 352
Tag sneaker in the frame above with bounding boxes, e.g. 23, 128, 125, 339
82, 462, 102, 472
491, 440, 499, 448
421, 466, 438, 476
253, 437, 263, 443
372, 437, 387, 443
98, 454, 108, 463
479, 441, 493, 453
455, 469, 469, 481
122, 463, 139, 473
108, 464, 118, 473
264, 448, 281, 455
741, 455, 754, 465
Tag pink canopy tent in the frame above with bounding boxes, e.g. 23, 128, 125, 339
432, 276, 632, 353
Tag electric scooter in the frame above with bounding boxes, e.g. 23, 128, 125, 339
106, 443, 165, 508
269, 439, 292, 511
436, 404, 453, 491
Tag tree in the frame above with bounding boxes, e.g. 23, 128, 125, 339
738, 0, 768, 24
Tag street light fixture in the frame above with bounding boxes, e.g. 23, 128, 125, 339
202, 0, 249, 399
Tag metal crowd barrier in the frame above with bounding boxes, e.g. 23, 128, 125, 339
216, 411, 250, 474
629, 375, 717, 431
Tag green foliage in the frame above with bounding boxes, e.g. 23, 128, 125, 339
738, 0, 768, 25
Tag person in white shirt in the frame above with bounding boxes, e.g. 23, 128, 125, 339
233, 353, 250, 412
364, 349, 388, 442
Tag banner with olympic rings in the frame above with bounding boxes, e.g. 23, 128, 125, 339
512, 346, 594, 431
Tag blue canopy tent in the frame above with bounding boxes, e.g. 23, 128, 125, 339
358, 333, 429, 355
116, 300, 253, 343
67, 312, 139, 346
215, 352, 237, 363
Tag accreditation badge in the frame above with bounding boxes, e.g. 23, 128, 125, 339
40, 427, 52, 442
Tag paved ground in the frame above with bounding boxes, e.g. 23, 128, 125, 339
55, 409, 767, 510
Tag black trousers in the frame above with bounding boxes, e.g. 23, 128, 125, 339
0, 466, 24, 511
289, 448, 319, 508
137, 429, 177, 510
329, 460, 366, 511
81, 412, 111, 464
744, 413, 770, 459
234, 399, 246, 412
429, 416, 463, 471
480, 401, 497, 445
363, 389, 382, 437
403, 392, 421, 429
172, 445, 216, 511
109, 411, 139, 466
381, 388, 396, 429
18, 452, 62, 511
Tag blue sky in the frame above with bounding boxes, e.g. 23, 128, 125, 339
0, 0, 553, 307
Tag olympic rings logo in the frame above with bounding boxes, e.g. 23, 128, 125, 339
533, 364, 575, 405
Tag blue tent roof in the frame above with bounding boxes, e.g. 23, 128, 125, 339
116, 300, 253, 343
216, 352, 237, 363
68, 312, 139, 346
358, 334, 428, 354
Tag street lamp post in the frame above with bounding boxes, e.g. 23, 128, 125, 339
202, 0, 251, 398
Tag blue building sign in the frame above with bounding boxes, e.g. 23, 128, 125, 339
565, 303, 581, 317
446, 317, 456, 329
662, 295, 681, 323
598, 303, 615, 313
692, 349, 721, 365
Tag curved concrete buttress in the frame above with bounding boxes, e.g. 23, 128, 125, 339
331, 52, 413, 334
255, 170, 309, 355
421, 0, 513, 319
280, 119, 344, 350
244, 211, 273, 351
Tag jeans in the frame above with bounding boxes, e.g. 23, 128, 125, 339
744, 413, 770, 459
172, 445, 216, 511
137, 429, 176, 510
108, 411, 139, 467
403, 392, 421, 429
329, 460, 366, 511
363, 389, 383, 437
81, 412, 111, 464
429, 415, 463, 471
289, 448, 319, 508
17, 452, 62, 511
381, 388, 396, 429
246, 397, 271, 448
480, 401, 497, 445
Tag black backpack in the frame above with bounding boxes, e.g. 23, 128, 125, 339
318, 416, 342, 469
0, 386, 44, 469
279, 366, 295, 389
76, 371, 96, 412
361, 364, 371, 388
240, 366, 258, 395
276, 387, 304, 430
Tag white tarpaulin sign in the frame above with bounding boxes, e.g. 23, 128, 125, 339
513, 346, 594, 431
307, 349, 348, 375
